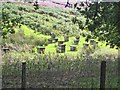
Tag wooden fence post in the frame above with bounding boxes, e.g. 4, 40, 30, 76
21, 61, 26, 89
100, 61, 106, 90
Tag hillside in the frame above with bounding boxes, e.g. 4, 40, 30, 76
1, 2, 119, 89
1, 2, 118, 55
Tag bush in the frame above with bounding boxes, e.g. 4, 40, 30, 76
32, 37, 48, 46
4, 29, 25, 44
4, 28, 48, 47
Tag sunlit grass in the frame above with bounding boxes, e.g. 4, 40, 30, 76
14, 25, 118, 56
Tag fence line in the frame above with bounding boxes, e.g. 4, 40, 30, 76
22, 61, 26, 89
21, 60, 106, 89
100, 61, 106, 90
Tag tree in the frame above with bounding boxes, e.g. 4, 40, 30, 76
1, 5, 23, 38
33, 1, 39, 10
77, 1, 120, 47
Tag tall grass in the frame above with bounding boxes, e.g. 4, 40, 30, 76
2, 53, 118, 88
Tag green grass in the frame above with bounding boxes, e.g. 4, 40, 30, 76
2, 52, 118, 88
45, 36, 85, 54
14, 25, 118, 56
2, 3, 118, 57
3, 3, 86, 37
14, 25, 84, 55
19, 25, 50, 39
2, 3, 119, 89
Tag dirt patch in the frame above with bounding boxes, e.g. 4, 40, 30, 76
38, 1, 68, 9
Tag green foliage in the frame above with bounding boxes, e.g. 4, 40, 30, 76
77, 2, 120, 47
3, 27, 48, 47
1, 2, 119, 88
33, 37, 48, 46
1, 4, 23, 38
2, 52, 118, 88
2, 3, 85, 37
33, 1, 39, 10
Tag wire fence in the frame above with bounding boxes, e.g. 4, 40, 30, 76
2, 56, 118, 89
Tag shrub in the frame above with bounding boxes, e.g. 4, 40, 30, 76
5, 29, 25, 44
32, 37, 48, 46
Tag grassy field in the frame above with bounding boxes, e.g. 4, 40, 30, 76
1, 2, 119, 89
17, 25, 118, 55
2, 52, 118, 88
